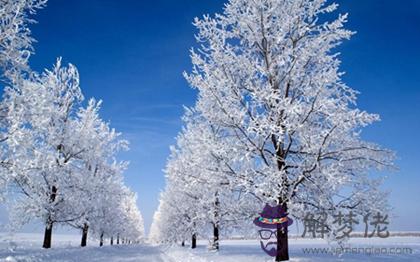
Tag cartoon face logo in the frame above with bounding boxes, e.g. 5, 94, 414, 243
254, 204, 293, 257
258, 228, 280, 256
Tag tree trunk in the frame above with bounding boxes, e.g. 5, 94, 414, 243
275, 202, 289, 261
42, 219, 53, 249
181, 241, 185, 247
212, 192, 220, 250
43, 186, 57, 249
212, 223, 219, 250
117, 234, 120, 244
99, 232, 104, 247
81, 223, 88, 247
110, 236, 113, 245
271, 131, 290, 261
191, 233, 197, 249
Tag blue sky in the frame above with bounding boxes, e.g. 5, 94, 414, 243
5, 0, 419, 234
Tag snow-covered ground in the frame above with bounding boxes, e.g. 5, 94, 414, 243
165, 237, 420, 262
0, 233, 171, 262
0, 233, 419, 261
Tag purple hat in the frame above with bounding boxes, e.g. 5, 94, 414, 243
254, 204, 293, 229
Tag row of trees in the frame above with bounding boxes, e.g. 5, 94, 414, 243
0, 0, 144, 248
150, 110, 260, 249
150, 0, 394, 261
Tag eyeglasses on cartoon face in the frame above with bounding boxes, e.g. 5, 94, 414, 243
258, 229, 277, 240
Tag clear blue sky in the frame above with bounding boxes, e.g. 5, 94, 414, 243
7, 0, 420, 234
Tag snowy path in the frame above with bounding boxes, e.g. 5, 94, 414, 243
0, 244, 175, 262
0, 233, 175, 262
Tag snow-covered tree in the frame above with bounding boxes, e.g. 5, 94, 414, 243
0, 0, 46, 201
63, 99, 130, 247
182, 0, 395, 260
86, 182, 144, 246
118, 189, 144, 243
4, 59, 86, 248
152, 109, 260, 249
3, 58, 144, 248
87, 174, 126, 246
1, 0, 144, 250
0, 0, 46, 80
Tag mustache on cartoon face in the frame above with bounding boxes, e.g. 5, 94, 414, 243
260, 241, 278, 257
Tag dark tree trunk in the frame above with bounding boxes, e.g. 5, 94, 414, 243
271, 130, 290, 261
117, 234, 120, 244
99, 232, 104, 246
42, 219, 53, 249
110, 236, 113, 245
81, 223, 88, 247
212, 223, 219, 250
181, 241, 185, 247
275, 202, 289, 261
43, 186, 57, 249
191, 233, 197, 249
212, 192, 220, 250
